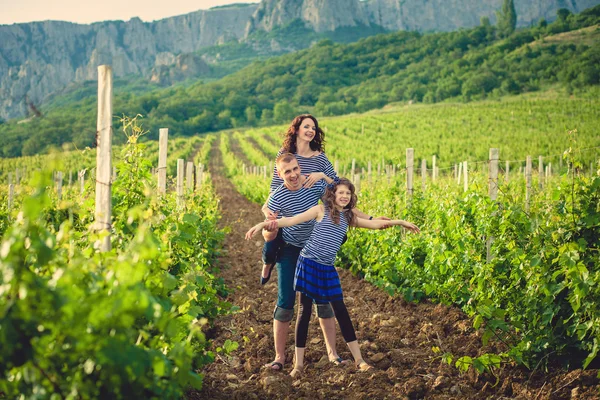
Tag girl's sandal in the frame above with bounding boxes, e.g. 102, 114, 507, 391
356, 360, 373, 372
290, 366, 303, 379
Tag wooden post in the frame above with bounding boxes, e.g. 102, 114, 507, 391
57, 171, 63, 201
421, 159, 427, 191
351, 159, 356, 182
463, 161, 468, 192
158, 128, 168, 194
79, 170, 85, 195
457, 162, 463, 185
487, 149, 499, 264
406, 148, 414, 199
8, 184, 14, 209
432, 155, 437, 181
196, 163, 204, 189
95, 65, 113, 252
489, 149, 499, 201
526, 156, 532, 212
538, 156, 544, 190
334, 160, 339, 175
177, 159, 184, 206
263, 165, 267, 179
186, 162, 194, 191
387, 165, 391, 185
505, 160, 510, 183
69, 171, 73, 186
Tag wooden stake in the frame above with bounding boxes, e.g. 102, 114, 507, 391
177, 159, 184, 206
489, 149, 499, 201
196, 163, 204, 189
57, 171, 63, 201
79, 170, 85, 195
526, 156, 532, 212
538, 156, 544, 190
95, 65, 113, 252
186, 162, 194, 191
432, 155, 437, 181
8, 184, 14, 209
406, 148, 414, 199
158, 128, 168, 194
421, 159, 427, 191
463, 161, 468, 192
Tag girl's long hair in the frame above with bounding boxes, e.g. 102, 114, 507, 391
322, 178, 356, 226
281, 114, 325, 154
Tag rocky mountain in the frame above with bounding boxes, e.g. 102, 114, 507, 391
1, 0, 599, 120
0, 4, 257, 120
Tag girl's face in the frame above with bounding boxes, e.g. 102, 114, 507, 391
296, 118, 316, 143
334, 184, 352, 209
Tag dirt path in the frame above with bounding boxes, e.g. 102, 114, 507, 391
189, 138, 599, 400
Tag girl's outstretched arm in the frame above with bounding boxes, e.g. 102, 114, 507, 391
245, 205, 323, 240
353, 217, 420, 233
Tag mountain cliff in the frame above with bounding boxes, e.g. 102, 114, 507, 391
1, 0, 599, 120
0, 4, 257, 120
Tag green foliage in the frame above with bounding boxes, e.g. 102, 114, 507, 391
335, 165, 600, 371
0, 121, 230, 397
2, 5, 600, 158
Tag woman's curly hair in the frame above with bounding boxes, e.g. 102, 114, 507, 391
281, 114, 325, 154
322, 178, 356, 226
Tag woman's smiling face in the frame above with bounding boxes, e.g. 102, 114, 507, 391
296, 118, 316, 143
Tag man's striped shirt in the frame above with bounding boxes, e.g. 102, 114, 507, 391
267, 180, 326, 247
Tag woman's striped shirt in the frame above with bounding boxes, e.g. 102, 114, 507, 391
270, 150, 338, 192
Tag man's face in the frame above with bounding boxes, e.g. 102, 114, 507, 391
278, 158, 302, 190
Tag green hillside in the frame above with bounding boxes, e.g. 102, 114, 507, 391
0, 6, 598, 158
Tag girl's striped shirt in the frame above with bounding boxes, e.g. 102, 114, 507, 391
300, 207, 349, 266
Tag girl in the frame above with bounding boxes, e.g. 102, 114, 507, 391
247, 178, 420, 376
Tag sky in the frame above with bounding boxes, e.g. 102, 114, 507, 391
0, 0, 258, 25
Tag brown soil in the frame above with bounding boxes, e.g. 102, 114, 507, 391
188, 139, 599, 400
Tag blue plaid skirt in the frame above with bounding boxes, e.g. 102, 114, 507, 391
294, 255, 343, 304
